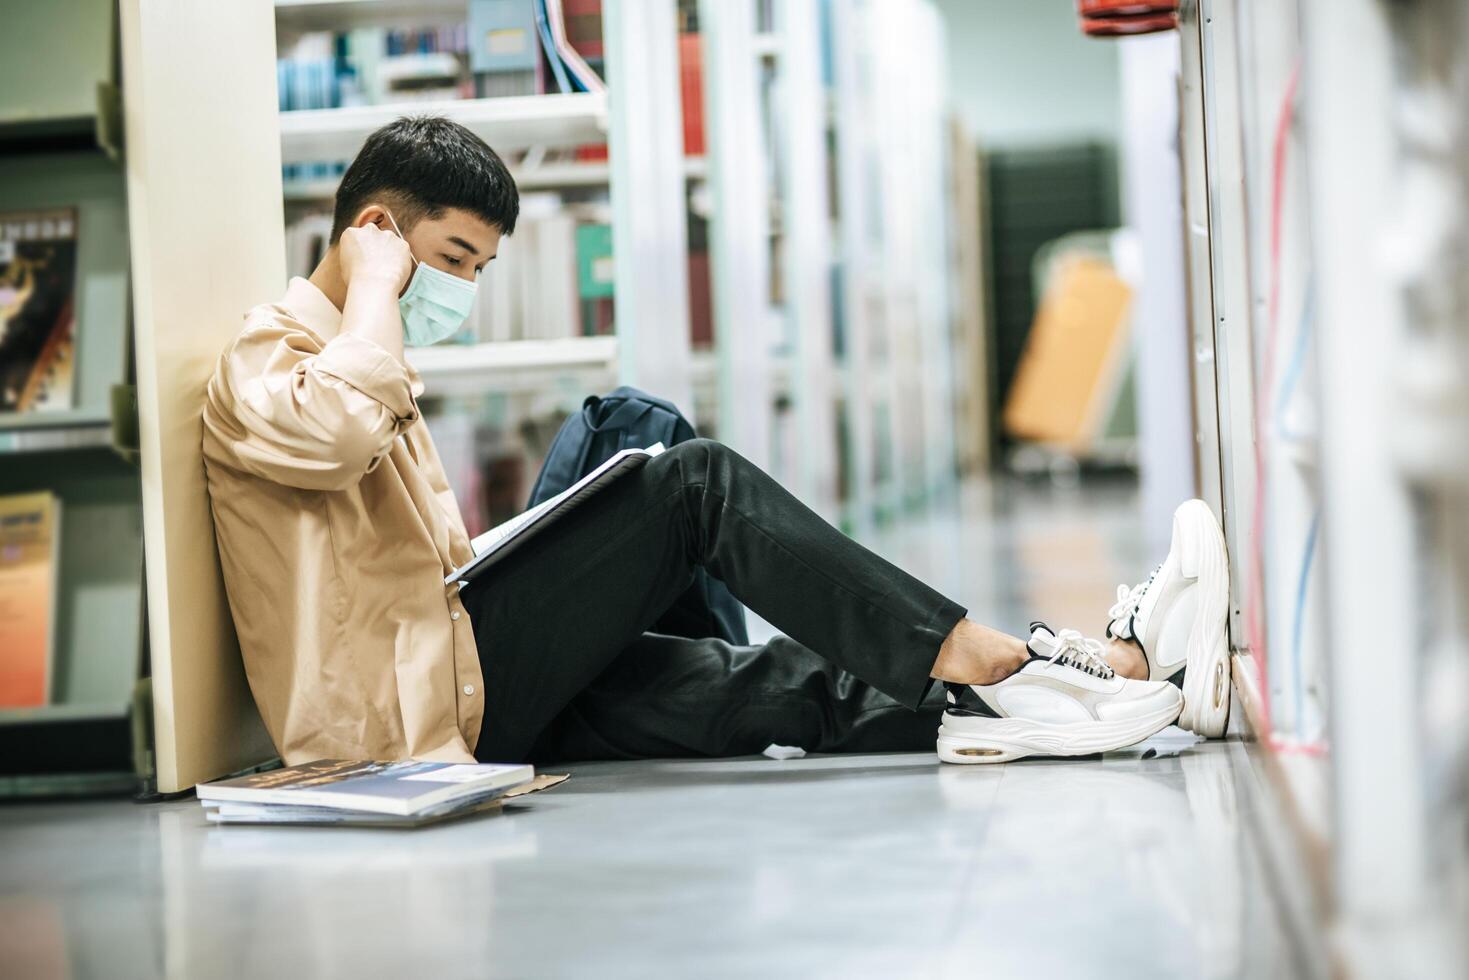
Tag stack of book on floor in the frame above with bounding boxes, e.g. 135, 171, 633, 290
196, 760, 566, 827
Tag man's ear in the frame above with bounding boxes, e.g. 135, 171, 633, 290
354, 204, 388, 230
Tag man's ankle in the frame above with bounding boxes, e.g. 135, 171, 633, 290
931, 620, 1028, 687
1105, 638, 1149, 681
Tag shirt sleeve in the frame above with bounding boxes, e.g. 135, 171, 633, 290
207, 320, 419, 491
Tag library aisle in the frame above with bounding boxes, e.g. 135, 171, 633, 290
5, 1, 1469, 977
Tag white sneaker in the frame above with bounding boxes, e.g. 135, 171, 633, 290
936, 623, 1183, 764
1106, 498, 1232, 738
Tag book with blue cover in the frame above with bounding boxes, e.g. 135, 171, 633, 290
196, 759, 537, 817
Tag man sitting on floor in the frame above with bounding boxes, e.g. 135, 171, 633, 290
201, 117, 1232, 768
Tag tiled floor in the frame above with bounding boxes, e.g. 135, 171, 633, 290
0, 475, 1314, 979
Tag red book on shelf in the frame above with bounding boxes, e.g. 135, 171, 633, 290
563, 0, 603, 60
679, 34, 705, 158
687, 250, 713, 348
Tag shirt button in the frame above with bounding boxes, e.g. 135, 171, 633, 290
462, 684, 475, 696
451, 610, 461, 621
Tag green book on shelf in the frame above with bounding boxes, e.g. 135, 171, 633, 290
576, 223, 614, 299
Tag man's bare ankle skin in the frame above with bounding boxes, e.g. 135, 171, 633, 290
1104, 637, 1149, 681
931, 621, 1151, 687
930, 618, 1029, 687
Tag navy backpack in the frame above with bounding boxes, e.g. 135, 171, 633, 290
527, 385, 749, 646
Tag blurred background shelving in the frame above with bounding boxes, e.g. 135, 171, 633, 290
0, 0, 145, 793
0, 0, 1094, 796
274, 0, 976, 544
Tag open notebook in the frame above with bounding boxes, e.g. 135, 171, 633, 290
446, 443, 666, 588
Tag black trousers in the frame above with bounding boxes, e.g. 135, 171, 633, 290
462, 439, 968, 764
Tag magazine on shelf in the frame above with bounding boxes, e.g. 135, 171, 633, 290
0, 208, 79, 414
195, 759, 536, 817
0, 491, 61, 709
446, 442, 665, 588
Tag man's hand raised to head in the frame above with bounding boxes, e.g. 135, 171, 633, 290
337, 222, 413, 362
339, 222, 413, 294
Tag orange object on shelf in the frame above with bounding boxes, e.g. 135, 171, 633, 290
1078, 0, 1178, 37
1081, 13, 1179, 36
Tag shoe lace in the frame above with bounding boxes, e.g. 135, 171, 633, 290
1107, 565, 1160, 624
1048, 628, 1115, 679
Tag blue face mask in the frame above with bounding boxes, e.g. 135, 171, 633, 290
381, 211, 478, 347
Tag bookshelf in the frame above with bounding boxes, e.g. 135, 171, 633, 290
604, 0, 695, 411
279, 92, 608, 164
827, 0, 959, 530
272, 0, 698, 389
691, 0, 961, 534
699, 0, 775, 474
0, 3, 146, 790
775, 0, 839, 518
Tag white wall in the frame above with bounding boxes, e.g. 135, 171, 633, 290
930, 0, 1121, 148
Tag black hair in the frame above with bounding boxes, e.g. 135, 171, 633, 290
329, 115, 519, 244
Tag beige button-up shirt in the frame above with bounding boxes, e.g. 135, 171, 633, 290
201, 277, 484, 765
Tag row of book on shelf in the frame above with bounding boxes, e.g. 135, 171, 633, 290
277, 0, 604, 112
279, 0, 611, 184
278, 0, 708, 185
284, 193, 615, 343
282, 201, 716, 349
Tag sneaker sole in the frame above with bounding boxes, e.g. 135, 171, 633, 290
935, 691, 1183, 764
1173, 499, 1232, 738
